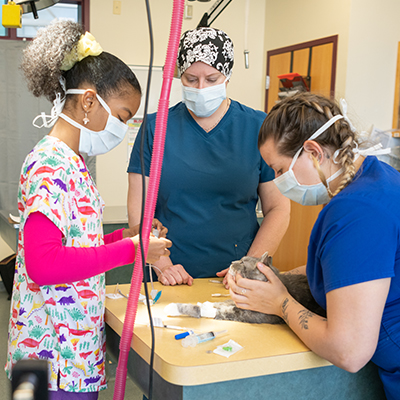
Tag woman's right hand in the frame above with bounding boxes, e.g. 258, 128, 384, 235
130, 235, 172, 264
151, 257, 194, 286
157, 264, 194, 286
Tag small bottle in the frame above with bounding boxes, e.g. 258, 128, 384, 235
181, 330, 227, 348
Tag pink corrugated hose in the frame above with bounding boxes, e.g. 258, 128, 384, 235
112, 1, 185, 399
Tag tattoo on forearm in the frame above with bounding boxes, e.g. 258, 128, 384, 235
298, 309, 314, 330
281, 298, 289, 324
285, 269, 301, 276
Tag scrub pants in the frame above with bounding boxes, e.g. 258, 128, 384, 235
49, 391, 98, 400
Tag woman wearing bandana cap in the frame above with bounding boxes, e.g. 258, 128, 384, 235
127, 27, 290, 286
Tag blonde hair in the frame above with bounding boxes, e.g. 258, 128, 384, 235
259, 92, 358, 197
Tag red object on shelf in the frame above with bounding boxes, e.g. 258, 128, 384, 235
278, 72, 310, 91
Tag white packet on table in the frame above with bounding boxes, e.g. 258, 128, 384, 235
213, 339, 243, 358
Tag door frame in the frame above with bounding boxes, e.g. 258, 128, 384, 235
265, 35, 338, 112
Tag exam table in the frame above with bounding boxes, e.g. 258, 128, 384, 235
105, 280, 386, 400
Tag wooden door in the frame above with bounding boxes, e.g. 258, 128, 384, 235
392, 42, 400, 131
265, 36, 338, 271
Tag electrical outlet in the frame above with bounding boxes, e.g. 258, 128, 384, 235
113, 1, 121, 15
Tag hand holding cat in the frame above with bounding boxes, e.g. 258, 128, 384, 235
227, 262, 289, 317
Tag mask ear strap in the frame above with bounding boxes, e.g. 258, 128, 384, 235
289, 146, 303, 169
32, 91, 66, 128
66, 89, 111, 115
289, 115, 344, 169
308, 114, 343, 140
95, 94, 112, 114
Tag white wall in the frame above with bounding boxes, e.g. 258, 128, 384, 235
345, 0, 400, 131
90, 0, 267, 207
264, 0, 351, 106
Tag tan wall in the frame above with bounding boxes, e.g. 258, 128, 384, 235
91, 0, 400, 208
91, 0, 267, 207
264, 0, 351, 105
345, 0, 400, 131
264, 0, 400, 131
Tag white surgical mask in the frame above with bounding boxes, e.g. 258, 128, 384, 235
32, 88, 128, 157
273, 115, 344, 206
60, 89, 128, 156
182, 78, 227, 118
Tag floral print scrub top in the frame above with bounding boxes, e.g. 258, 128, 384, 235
6, 135, 107, 393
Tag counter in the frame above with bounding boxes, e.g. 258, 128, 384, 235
0, 209, 18, 252
105, 280, 385, 400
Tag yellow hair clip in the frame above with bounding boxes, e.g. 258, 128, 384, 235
60, 32, 103, 71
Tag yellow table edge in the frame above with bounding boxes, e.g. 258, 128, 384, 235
105, 282, 332, 387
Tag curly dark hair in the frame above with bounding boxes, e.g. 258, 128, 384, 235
21, 19, 141, 103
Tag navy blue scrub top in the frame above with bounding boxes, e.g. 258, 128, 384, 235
127, 100, 274, 278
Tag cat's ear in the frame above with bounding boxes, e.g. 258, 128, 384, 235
260, 251, 272, 267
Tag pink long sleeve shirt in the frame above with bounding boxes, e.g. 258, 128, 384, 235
24, 211, 135, 285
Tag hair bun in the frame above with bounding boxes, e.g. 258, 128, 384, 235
21, 19, 83, 102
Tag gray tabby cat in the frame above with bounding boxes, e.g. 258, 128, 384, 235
167, 252, 326, 324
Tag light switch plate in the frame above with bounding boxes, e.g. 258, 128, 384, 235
113, 1, 121, 15
184, 4, 193, 19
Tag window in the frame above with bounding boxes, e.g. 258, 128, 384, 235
1, 0, 89, 40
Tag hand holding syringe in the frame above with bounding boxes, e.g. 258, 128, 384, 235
148, 227, 164, 300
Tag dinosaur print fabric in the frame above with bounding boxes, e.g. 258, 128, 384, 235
6, 136, 107, 393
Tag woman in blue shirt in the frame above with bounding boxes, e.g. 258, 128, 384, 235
228, 92, 400, 399
127, 27, 290, 285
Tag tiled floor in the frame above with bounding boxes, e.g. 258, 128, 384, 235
0, 280, 143, 399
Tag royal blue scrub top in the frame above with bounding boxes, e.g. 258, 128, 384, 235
127, 100, 274, 278
307, 156, 400, 400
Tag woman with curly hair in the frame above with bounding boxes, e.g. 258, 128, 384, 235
6, 20, 171, 399
228, 92, 400, 399
127, 27, 290, 286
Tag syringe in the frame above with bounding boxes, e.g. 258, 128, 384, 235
181, 330, 228, 348
149, 227, 161, 300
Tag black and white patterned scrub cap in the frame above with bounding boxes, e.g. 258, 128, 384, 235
177, 27, 234, 79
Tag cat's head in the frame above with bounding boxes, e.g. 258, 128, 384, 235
228, 251, 273, 282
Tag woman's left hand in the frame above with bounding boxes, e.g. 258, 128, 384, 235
216, 268, 230, 288
151, 218, 168, 238
227, 262, 289, 316
123, 218, 168, 239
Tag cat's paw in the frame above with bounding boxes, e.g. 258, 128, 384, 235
164, 303, 181, 316
198, 301, 217, 318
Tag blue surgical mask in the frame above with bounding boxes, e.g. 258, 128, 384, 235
59, 89, 128, 156
182, 78, 228, 118
273, 115, 344, 206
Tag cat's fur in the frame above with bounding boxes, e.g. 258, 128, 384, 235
172, 252, 326, 324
